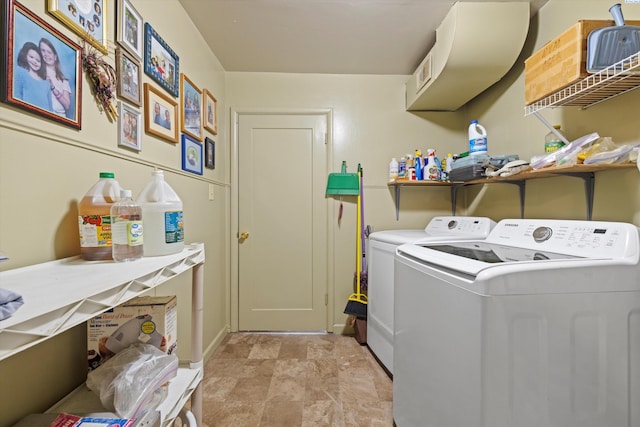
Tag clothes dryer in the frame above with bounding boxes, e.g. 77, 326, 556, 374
366, 216, 495, 374
393, 219, 640, 427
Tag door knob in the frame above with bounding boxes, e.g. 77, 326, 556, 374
239, 231, 250, 240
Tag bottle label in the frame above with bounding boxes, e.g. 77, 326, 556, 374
78, 215, 112, 248
470, 137, 487, 153
164, 211, 184, 244
127, 221, 144, 246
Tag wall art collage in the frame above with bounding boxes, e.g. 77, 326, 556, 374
1, 0, 217, 174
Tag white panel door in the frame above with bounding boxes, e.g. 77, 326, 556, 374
238, 113, 328, 331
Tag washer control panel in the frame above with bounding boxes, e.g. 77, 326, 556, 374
486, 219, 639, 258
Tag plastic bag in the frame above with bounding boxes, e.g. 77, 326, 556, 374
583, 142, 640, 165
86, 343, 178, 419
530, 132, 600, 169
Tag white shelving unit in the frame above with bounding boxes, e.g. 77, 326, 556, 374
525, 51, 640, 115
0, 243, 205, 426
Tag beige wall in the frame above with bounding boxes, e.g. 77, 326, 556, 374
0, 0, 228, 424
1, 0, 639, 424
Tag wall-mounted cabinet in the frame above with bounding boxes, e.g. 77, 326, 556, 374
389, 163, 637, 220
0, 244, 205, 426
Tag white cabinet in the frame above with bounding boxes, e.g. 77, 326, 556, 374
0, 243, 205, 426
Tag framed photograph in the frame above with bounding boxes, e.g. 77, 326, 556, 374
205, 137, 215, 169
144, 23, 179, 97
47, 0, 108, 54
203, 88, 218, 135
1, 0, 82, 129
116, 0, 142, 59
180, 73, 203, 142
115, 48, 141, 106
143, 83, 178, 143
117, 102, 141, 151
181, 134, 203, 175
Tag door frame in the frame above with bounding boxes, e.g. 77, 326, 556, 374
230, 108, 335, 332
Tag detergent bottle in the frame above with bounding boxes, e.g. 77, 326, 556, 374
137, 170, 184, 256
78, 172, 121, 261
423, 149, 440, 181
469, 120, 488, 156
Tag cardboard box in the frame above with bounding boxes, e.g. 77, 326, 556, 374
87, 295, 177, 371
524, 20, 640, 105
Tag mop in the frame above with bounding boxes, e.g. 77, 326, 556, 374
344, 164, 367, 318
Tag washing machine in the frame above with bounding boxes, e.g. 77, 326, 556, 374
393, 219, 640, 427
366, 216, 495, 374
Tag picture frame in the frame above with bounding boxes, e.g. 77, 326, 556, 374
116, 0, 143, 59
205, 137, 215, 169
1, 0, 82, 129
117, 102, 141, 151
180, 73, 203, 142
181, 134, 203, 175
143, 83, 178, 143
115, 48, 141, 106
203, 89, 218, 135
47, 0, 108, 54
144, 23, 179, 97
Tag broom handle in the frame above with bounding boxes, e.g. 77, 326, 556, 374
359, 166, 366, 272
356, 166, 362, 295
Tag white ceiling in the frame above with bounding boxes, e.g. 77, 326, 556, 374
178, 0, 548, 75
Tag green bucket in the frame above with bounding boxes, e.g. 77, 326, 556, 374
326, 161, 359, 195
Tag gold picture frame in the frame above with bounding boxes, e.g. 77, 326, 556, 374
144, 83, 178, 143
203, 89, 218, 135
180, 73, 203, 142
47, 0, 108, 54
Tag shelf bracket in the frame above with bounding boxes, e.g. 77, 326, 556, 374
394, 184, 401, 220
558, 172, 596, 220
450, 184, 463, 216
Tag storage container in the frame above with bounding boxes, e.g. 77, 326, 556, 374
525, 19, 640, 105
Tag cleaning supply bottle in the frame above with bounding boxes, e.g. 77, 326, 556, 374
389, 158, 399, 181
545, 125, 566, 153
78, 172, 121, 261
137, 170, 184, 256
443, 153, 453, 181
423, 149, 440, 181
414, 149, 423, 181
398, 156, 407, 180
111, 189, 144, 262
469, 120, 488, 156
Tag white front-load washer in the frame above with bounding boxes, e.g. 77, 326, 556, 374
393, 219, 640, 427
366, 216, 495, 374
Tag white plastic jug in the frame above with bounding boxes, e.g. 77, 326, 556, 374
469, 120, 488, 156
137, 170, 184, 256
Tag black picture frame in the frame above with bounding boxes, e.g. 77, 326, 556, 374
1, 0, 82, 129
205, 137, 215, 169
144, 22, 179, 97
182, 133, 203, 175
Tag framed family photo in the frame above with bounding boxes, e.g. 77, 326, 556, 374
182, 134, 203, 175
180, 73, 203, 142
117, 101, 141, 151
143, 83, 178, 143
116, 48, 141, 106
203, 88, 218, 135
47, 0, 108, 54
144, 23, 179, 97
116, 0, 142, 59
1, 0, 82, 129
205, 137, 215, 169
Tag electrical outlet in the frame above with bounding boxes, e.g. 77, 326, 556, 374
208, 184, 215, 200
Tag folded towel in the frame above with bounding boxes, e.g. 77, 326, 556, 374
0, 288, 24, 321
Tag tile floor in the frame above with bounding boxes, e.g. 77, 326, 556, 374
200, 332, 393, 426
